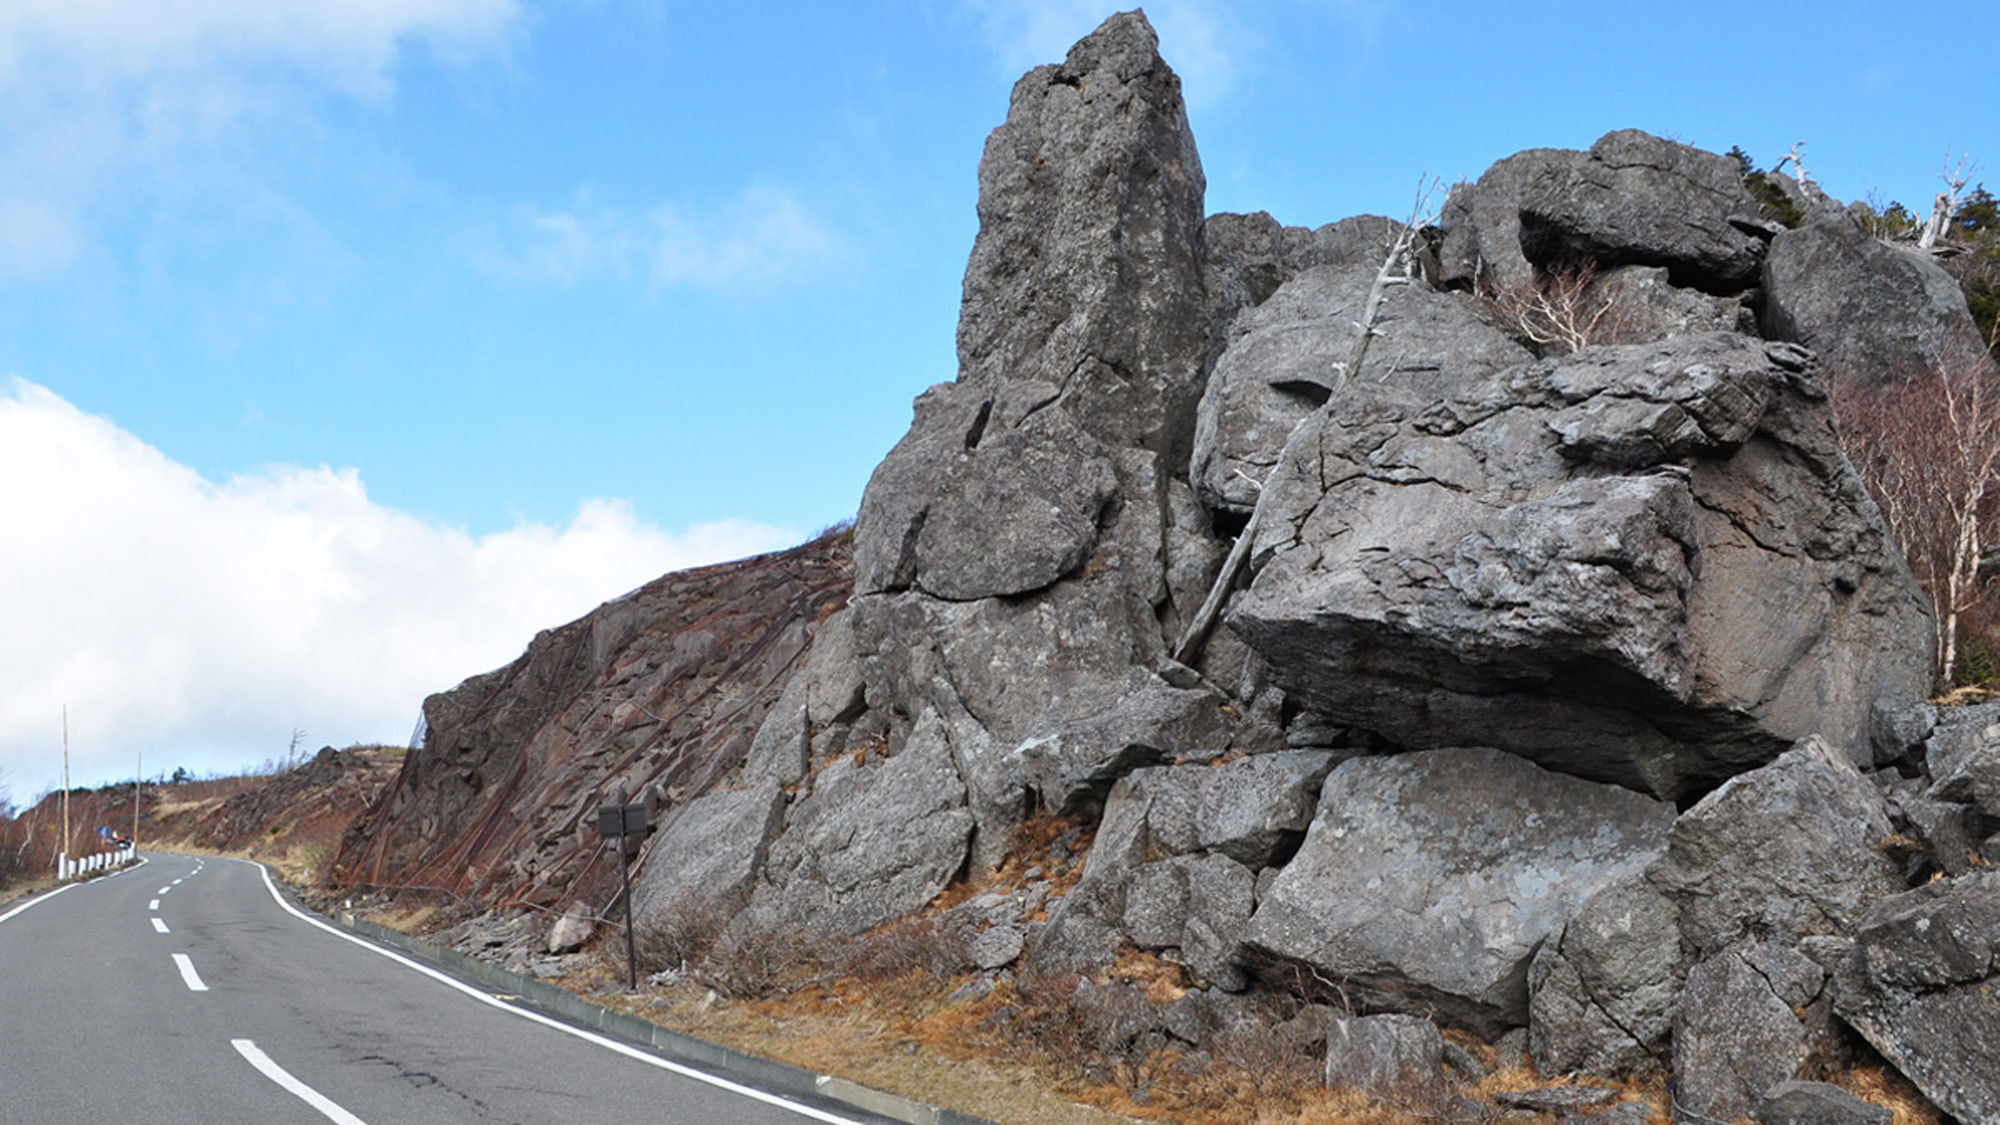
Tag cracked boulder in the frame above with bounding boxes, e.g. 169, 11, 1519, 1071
1672, 943, 1830, 1122
1239, 747, 1674, 1036
733, 708, 973, 938
1231, 332, 1933, 800
1190, 261, 1531, 514
1439, 129, 1766, 293
1834, 869, 2000, 1125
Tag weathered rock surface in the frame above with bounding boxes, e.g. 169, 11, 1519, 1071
1241, 748, 1673, 1035
1190, 261, 1531, 514
1927, 701, 2000, 820
737, 708, 974, 938
1762, 217, 1989, 385
1756, 1081, 1893, 1125
1323, 1013, 1447, 1106
1834, 870, 2000, 1125
1231, 333, 1933, 799
546, 902, 595, 955
1528, 871, 1684, 1075
1672, 947, 1814, 1122
1439, 130, 1766, 292
1651, 737, 1903, 955
630, 778, 786, 935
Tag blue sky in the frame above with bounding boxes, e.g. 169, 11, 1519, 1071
3, 0, 1993, 797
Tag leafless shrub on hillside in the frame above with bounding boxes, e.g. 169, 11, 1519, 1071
1833, 332, 2000, 689
1479, 261, 1635, 355
1214, 1019, 1321, 1097
833, 916, 970, 983
633, 896, 734, 976
692, 917, 825, 999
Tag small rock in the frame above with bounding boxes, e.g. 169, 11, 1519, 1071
1496, 1086, 1618, 1112
1324, 1014, 1447, 1107
1755, 1081, 1892, 1125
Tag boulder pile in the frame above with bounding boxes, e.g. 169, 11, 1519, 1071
356, 11, 2000, 1122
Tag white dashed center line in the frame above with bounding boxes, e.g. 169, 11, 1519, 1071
233, 1039, 367, 1124
151, 918, 169, 934
157, 887, 171, 895
171, 879, 182, 886
171, 952, 208, 992
148, 899, 160, 910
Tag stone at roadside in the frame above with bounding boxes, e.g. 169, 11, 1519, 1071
630, 778, 787, 936
546, 901, 595, 955
1495, 1086, 1618, 1113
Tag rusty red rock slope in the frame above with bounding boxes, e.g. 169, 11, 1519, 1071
330, 529, 851, 913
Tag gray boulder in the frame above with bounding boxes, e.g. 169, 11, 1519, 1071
1592, 264, 1749, 343
1231, 332, 1933, 800
1528, 872, 1684, 1076
741, 672, 810, 787
1756, 1081, 1893, 1125
546, 901, 596, 955
737, 709, 973, 937
1672, 947, 1814, 1122
1762, 217, 1989, 385
1651, 737, 1903, 955
1189, 749, 1340, 866
1439, 129, 1765, 292
1199, 211, 1408, 365
1190, 261, 1531, 514
1005, 668, 1233, 815
1240, 748, 1674, 1035
1927, 702, 2000, 819
1323, 1013, 1447, 1107
1833, 869, 2000, 1125
631, 778, 787, 934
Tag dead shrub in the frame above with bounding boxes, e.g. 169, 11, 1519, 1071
1479, 261, 1635, 356
694, 918, 825, 1000
833, 916, 970, 984
633, 896, 734, 976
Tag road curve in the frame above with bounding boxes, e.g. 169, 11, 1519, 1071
0, 854, 885, 1124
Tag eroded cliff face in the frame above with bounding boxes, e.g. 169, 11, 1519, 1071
330, 530, 851, 910
338, 10, 2000, 1120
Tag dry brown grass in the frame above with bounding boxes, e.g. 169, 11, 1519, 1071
1837, 1064, 1944, 1125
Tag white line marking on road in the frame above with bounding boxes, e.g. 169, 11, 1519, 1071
0, 884, 73, 925
246, 861, 867, 1124
233, 1039, 368, 1125
171, 879, 182, 885
149, 899, 160, 910
158, 887, 172, 895
152, 918, 170, 934
172, 952, 209, 991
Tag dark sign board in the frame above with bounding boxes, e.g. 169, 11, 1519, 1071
596, 802, 648, 839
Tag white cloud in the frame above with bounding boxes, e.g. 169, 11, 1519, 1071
0, 0, 523, 279
484, 185, 839, 288
0, 378, 798, 794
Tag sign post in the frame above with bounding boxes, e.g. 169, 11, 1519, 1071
595, 796, 650, 991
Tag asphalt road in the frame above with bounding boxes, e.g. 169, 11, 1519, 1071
0, 854, 885, 1124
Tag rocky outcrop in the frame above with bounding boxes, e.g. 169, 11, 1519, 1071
1230, 333, 1933, 800
342, 14, 1993, 1121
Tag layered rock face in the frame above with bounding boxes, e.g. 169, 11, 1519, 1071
363, 11, 1999, 1121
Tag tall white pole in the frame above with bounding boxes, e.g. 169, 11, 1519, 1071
133, 748, 142, 856
60, 705, 71, 877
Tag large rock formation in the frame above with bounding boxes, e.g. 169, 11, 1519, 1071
347, 12, 2000, 1122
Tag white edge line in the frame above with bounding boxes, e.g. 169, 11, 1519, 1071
172, 952, 209, 992
0, 883, 73, 925
152, 917, 170, 934
0, 857, 151, 927
233, 1039, 367, 1125
246, 861, 866, 1125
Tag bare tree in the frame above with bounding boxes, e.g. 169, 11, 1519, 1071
1477, 261, 1633, 355
1774, 140, 1811, 185
1833, 330, 2000, 689
1919, 149, 1978, 251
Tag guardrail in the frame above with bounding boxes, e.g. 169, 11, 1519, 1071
58, 845, 136, 879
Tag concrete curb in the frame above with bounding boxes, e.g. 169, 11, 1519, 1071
330, 911, 999, 1125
